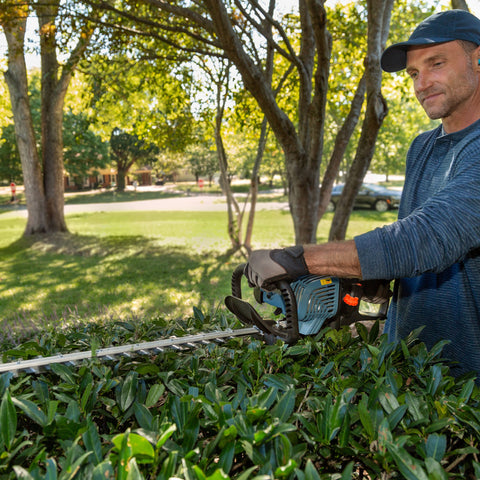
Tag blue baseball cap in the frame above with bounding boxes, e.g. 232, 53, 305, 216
381, 9, 480, 72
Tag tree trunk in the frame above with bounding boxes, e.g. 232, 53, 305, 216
244, 116, 269, 253
1, 2, 95, 235
1, 4, 48, 234
116, 168, 128, 191
451, 0, 469, 10
204, 0, 331, 245
318, 74, 366, 219
243, 0, 275, 253
215, 92, 242, 251
329, 0, 394, 241
38, 1, 68, 232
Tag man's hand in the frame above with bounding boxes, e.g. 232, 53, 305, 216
244, 246, 309, 290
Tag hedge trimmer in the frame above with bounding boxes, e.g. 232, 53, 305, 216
0, 264, 390, 375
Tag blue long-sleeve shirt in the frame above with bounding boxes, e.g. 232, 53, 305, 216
354, 118, 480, 379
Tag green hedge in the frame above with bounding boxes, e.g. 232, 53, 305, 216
1, 312, 479, 479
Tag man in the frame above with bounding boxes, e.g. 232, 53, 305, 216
245, 9, 480, 379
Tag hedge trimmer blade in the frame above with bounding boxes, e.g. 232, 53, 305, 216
0, 327, 260, 376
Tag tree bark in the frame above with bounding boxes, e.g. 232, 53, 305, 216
1, 1, 95, 235
451, 0, 469, 10
213, 64, 242, 251
329, 0, 393, 241
38, 1, 68, 232
318, 73, 366, 219
203, 0, 331, 244
1, 4, 47, 234
116, 167, 128, 191
244, 115, 269, 253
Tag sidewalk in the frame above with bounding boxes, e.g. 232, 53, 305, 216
0, 193, 290, 219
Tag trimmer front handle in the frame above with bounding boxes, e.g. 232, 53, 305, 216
225, 263, 300, 344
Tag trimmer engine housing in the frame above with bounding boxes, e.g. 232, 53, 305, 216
225, 264, 390, 344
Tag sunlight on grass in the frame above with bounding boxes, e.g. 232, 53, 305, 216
0, 208, 398, 334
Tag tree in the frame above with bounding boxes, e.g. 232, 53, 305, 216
84, 0, 397, 245
370, 78, 436, 181
0, 1, 98, 235
0, 72, 11, 130
186, 141, 218, 184
0, 70, 109, 188
328, 0, 393, 241
81, 53, 197, 177
109, 128, 159, 191
62, 109, 109, 184
0, 124, 22, 183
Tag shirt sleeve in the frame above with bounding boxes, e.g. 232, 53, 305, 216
355, 132, 480, 280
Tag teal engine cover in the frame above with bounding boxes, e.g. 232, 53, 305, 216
261, 275, 340, 335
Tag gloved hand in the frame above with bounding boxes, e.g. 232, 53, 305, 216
244, 246, 309, 290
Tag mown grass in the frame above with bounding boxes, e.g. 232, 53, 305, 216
0, 207, 397, 341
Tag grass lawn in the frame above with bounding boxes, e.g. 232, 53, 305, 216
0, 207, 397, 341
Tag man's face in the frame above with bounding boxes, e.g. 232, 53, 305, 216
406, 41, 480, 128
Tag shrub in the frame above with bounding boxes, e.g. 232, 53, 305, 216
0, 313, 479, 479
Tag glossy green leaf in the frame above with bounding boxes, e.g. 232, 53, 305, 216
377, 418, 392, 454
45, 458, 57, 480
92, 461, 115, 480
235, 466, 258, 480
425, 457, 448, 480
217, 440, 235, 474
119, 371, 139, 412
59, 451, 92, 480
458, 378, 475, 404
206, 469, 229, 480
405, 391, 425, 422
340, 462, 355, 480
134, 403, 153, 430
126, 457, 145, 480
425, 433, 446, 462
157, 450, 179, 479
0, 373, 13, 399
50, 364, 77, 384
387, 405, 408, 430
0, 389, 17, 450
82, 420, 103, 466
272, 388, 296, 422
275, 458, 297, 477
145, 383, 165, 408
113, 432, 154, 462
12, 397, 48, 427
358, 394, 374, 438
387, 441, 429, 480
378, 389, 400, 414
12, 467, 35, 480
156, 423, 176, 450
287, 344, 312, 356
426, 365, 442, 396
304, 459, 322, 480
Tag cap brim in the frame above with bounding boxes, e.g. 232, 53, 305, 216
381, 37, 454, 72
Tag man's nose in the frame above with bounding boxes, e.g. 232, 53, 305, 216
414, 71, 433, 92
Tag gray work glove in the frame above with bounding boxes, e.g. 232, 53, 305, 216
244, 246, 309, 290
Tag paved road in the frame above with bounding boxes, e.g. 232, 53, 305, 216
0, 193, 289, 218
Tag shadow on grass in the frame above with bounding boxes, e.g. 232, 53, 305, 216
0, 233, 243, 339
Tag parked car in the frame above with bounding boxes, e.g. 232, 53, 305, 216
327, 183, 402, 212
